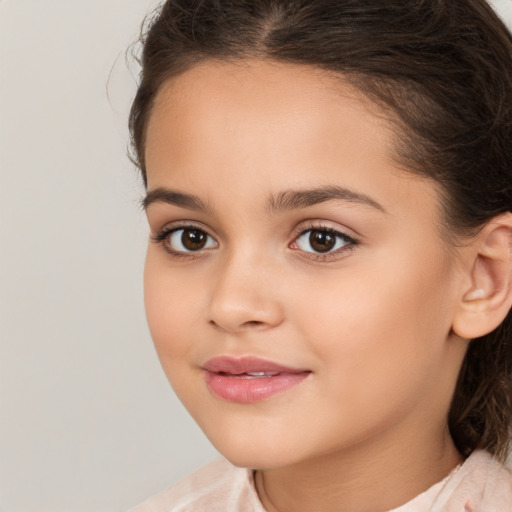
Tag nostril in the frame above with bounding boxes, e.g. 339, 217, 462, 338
242, 320, 265, 328
209, 318, 266, 331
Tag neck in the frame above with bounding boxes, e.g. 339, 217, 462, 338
254, 425, 462, 512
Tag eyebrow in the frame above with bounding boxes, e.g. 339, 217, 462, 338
142, 185, 385, 214
142, 187, 213, 213
266, 185, 386, 213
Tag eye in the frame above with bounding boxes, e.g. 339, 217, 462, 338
155, 226, 217, 254
293, 227, 356, 254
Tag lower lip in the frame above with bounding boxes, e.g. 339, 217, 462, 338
204, 371, 310, 403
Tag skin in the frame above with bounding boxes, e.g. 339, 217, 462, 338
143, 59, 470, 512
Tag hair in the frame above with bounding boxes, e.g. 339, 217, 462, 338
129, 0, 512, 461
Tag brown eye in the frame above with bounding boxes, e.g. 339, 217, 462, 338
294, 228, 355, 255
182, 229, 207, 250
309, 230, 336, 253
166, 227, 217, 253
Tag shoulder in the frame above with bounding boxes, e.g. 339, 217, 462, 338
128, 458, 264, 512
440, 450, 512, 512
390, 450, 512, 512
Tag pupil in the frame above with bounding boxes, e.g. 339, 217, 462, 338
182, 229, 206, 250
310, 230, 335, 252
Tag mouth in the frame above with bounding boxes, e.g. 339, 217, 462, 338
202, 356, 311, 403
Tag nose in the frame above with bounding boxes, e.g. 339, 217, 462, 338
207, 253, 284, 333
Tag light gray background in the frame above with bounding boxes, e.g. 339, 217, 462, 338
1, 1, 511, 511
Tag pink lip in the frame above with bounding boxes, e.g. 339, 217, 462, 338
202, 356, 311, 403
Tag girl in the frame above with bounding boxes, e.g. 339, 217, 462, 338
129, 1, 512, 510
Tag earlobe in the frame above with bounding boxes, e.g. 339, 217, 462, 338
452, 213, 512, 340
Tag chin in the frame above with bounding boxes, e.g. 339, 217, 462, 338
217, 445, 296, 470
204, 426, 306, 469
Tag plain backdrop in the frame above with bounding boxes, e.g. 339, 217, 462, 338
1, 1, 511, 511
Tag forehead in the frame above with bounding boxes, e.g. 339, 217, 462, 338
145, 58, 397, 180
150, 58, 359, 116
144, 59, 441, 227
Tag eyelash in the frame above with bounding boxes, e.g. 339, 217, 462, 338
152, 222, 359, 261
151, 223, 216, 259
290, 223, 358, 261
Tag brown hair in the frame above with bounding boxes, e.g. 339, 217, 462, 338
129, 0, 512, 461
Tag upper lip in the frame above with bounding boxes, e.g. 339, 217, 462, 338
202, 356, 309, 375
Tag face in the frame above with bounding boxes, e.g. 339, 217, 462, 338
143, 59, 468, 469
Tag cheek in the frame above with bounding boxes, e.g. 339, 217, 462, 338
143, 249, 199, 362
290, 244, 456, 384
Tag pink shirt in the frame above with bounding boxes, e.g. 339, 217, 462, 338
130, 450, 512, 511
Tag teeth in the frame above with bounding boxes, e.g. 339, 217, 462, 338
218, 371, 281, 378
244, 371, 279, 377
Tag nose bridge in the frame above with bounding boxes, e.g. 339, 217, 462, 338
208, 243, 283, 332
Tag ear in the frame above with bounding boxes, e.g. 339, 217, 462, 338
452, 213, 512, 339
